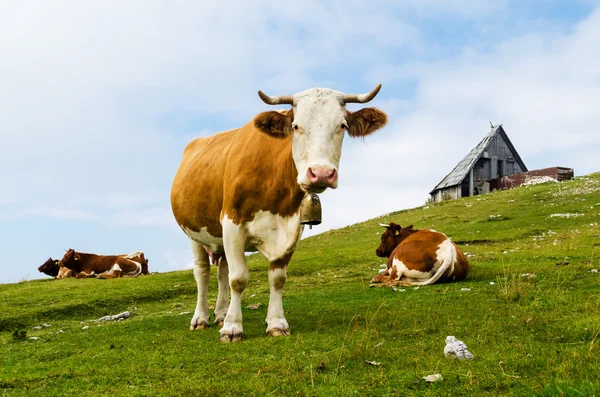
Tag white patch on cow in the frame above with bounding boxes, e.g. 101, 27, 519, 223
435, 238, 456, 274
182, 225, 224, 256
392, 237, 457, 286
112, 264, 122, 272
124, 251, 142, 260
246, 210, 303, 262
391, 259, 432, 281
291, 88, 347, 189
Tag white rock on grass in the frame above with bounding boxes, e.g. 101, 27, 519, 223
522, 176, 558, 186
444, 336, 474, 360
521, 273, 536, 279
423, 374, 443, 382
549, 213, 583, 218
95, 311, 131, 322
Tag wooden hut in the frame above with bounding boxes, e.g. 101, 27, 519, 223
429, 124, 527, 202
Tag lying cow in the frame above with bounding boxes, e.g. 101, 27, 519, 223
370, 223, 469, 286
58, 249, 149, 279
38, 257, 74, 279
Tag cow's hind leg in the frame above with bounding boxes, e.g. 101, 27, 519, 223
190, 240, 211, 330
266, 253, 293, 337
220, 218, 248, 342
214, 256, 229, 327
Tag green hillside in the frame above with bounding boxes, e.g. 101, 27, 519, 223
2, 173, 600, 396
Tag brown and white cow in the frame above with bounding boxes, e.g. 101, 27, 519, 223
370, 222, 469, 286
58, 249, 149, 279
38, 258, 74, 279
171, 85, 387, 342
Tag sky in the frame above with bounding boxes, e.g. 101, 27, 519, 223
1, 0, 599, 284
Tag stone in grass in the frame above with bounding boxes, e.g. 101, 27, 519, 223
95, 311, 131, 322
423, 374, 443, 382
444, 336, 474, 360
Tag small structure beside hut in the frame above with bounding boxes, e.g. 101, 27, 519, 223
429, 123, 574, 203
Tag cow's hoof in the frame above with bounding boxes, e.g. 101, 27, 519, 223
220, 332, 243, 343
266, 328, 289, 337
190, 319, 209, 331
214, 318, 224, 328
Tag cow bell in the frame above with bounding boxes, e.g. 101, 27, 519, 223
300, 193, 322, 229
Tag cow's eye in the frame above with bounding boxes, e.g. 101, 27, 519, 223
341, 122, 348, 130
292, 124, 299, 131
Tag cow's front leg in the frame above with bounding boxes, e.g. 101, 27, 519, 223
190, 240, 211, 330
266, 252, 293, 337
220, 218, 248, 343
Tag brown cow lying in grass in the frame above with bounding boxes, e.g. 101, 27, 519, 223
38, 258, 74, 279
370, 222, 469, 287
58, 249, 149, 279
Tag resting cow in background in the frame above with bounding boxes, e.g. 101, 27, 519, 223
58, 249, 149, 279
38, 258, 74, 279
171, 84, 388, 342
371, 222, 469, 286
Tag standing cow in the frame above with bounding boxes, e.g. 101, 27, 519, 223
171, 85, 387, 342
371, 222, 469, 286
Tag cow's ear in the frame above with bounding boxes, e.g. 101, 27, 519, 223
406, 225, 414, 230
392, 224, 401, 235
254, 110, 293, 139
346, 108, 387, 138
54, 260, 60, 265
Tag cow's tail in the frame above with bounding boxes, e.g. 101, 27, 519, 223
403, 240, 456, 286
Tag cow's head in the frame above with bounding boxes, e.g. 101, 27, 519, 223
254, 84, 387, 193
58, 248, 81, 270
38, 257, 60, 277
375, 222, 416, 258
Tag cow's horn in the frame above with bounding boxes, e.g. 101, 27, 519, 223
342, 84, 382, 104
258, 90, 294, 105
378, 223, 390, 228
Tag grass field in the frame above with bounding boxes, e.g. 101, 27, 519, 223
2, 173, 600, 396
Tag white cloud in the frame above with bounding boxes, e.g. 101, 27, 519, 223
367, 7, 600, 182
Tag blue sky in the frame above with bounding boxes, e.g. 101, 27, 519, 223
2, 1, 599, 284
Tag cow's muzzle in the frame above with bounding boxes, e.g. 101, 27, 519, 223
304, 166, 338, 190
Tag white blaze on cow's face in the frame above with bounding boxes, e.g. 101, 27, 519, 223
291, 89, 346, 193
255, 84, 388, 194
